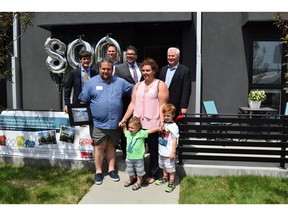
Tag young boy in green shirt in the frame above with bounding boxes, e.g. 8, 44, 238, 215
120, 116, 162, 190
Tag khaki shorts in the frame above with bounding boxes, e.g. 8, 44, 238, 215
158, 155, 176, 173
92, 127, 120, 147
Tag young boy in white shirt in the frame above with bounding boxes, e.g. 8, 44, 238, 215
155, 103, 180, 193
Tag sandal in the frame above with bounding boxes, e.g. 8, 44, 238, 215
124, 179, 136, 187
132, 182, 142, 191
145, 177, 156, 184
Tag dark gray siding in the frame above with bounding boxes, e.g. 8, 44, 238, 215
202, 12, 248, 114
5, 12, 280, 113
37, 12, 192, 27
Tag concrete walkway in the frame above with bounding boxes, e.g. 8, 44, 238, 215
78, 151, 180, 204
78, 148, 288, 204
78, 171, 179, 204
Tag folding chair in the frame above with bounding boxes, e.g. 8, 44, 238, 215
202, 100, 233, 140
285, 102, 288, 116
203, 101, 219, 117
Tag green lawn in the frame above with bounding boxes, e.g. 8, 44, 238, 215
179, 175, 288, 204
0, 163, 94, 204
1, 162, 288, 204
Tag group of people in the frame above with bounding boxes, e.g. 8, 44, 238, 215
64, 45, 191, 193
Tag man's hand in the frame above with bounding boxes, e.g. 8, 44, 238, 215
64, 105, 68, 114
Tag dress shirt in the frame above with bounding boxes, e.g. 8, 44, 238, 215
81, 67, 91, 87
129, 63, 141, 82
165, 65, 178, 88
78, 75, 133, 129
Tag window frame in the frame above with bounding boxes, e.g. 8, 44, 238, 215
248, 35, 286, 114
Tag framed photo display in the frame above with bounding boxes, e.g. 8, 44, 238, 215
67, 104, 93, 126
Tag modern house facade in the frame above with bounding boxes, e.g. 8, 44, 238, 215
1, 12, 287, 115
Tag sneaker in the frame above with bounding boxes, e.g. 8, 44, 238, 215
155, 177, 168, 185
94, 173, 103, 185
108, 170, 120, 182
165, 182, 176, 193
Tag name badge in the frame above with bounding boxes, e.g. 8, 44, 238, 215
96, 86, 103, 90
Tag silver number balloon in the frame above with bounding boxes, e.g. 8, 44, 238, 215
44, 37, 67, 74
94, 34, 122, 63
67, 38, 94, 69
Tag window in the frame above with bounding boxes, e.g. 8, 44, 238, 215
260, 89, 282, 110
250, 40, 285, 114
252, 41, 282, 84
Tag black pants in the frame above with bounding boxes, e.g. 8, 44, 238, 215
120, 131, 127, 159
120, 97, 131, 160
145, 131, 159, 179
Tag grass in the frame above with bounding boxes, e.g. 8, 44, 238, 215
179, 175, 288, 204
1, 162, 288, 204
0, 163, 94, 204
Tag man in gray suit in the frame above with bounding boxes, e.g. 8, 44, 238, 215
114, 45, 142, 84
114, 45, 142, 159
158, 47, 192, 117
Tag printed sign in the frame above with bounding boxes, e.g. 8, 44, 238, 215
0, 110, 94, 160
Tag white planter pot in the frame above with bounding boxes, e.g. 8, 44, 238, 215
248, 100, 261, 109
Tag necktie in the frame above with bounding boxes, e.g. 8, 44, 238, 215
131, 65, 138, 83
83, 69, 88, 84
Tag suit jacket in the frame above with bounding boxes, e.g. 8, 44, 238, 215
114, 62, 143, 119
159, 64, 192, 115
64, 67, 98, 105
114, 62, 143, 84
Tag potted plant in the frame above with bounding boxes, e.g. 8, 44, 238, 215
248, 90, 266, 109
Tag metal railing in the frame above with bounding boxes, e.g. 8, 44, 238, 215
177, 113, 288, 168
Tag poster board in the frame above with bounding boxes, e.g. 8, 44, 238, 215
0, 110, 94, 160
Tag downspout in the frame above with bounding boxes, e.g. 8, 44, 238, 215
195, 12, 202, 114
11, 13, 21, 109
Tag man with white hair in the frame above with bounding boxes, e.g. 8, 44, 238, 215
159, 47, 192, 117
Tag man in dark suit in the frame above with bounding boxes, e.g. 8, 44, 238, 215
114, 45, 143, 159
93, 43, 120, 74
64, 50, 97, 113
158, 47, 192, 117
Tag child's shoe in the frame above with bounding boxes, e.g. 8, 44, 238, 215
165, 182, 176, 193
155, 177, 168, 185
